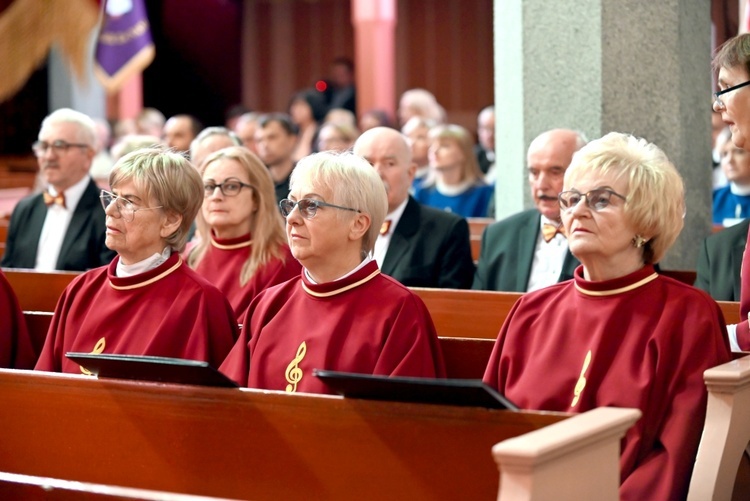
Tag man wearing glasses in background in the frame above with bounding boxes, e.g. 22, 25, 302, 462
1, 108, 115, 271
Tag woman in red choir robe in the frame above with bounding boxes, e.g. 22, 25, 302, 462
0, 269, 36, 369
483, 132, 731, 501
713, 34, 750, 350
35, 147, 238, 374
220, 151, 445, 394
187, 147, 301, 320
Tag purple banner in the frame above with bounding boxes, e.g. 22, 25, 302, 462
95, 0, 153, 79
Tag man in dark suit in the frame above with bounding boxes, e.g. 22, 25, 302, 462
694, 220, 748, 301
255, 113, 299, 204
473, 129, 585, 292
353, 127, 474, 289
474, 105, 495, 181
1, 108, 115, 271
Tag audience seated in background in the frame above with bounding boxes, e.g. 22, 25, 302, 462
220, 151, 445, 393
163, 114, 202, 156
401, 116, 436, 192
712, 127, 750, 226
354, 126, 474, 289
110, 134, 163, 163
288, 88, 328, 162
135, 107, 166, 138
1, 108, 116, 271
712, 111, 728, 189
316, 121, 359, 152
189, 126, 242, 170
89, 118, 115, 184
323, 107, 357, 128
397, 88, 445, 127
224, 103, 252, 132
34, 147, 238, 374
413, 124, 493, 218
483, 132, 731, 501
234, 112, 262, 155
475, 105, 496, 183
188, 147, 301, 320
325, 56, 356, 114
695, 218, 747, 301
359, 108, 393, 132
254, 113, 299, 204
0, 269, 36, 369
473, 129, 585, 292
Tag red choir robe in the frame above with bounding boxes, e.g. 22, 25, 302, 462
220, 260, 446, 394
0, 269, 36, 369
738, 227, 750, 348
35, 252, 239, 374
483, 265, 731, 501
192, 233, 301, 320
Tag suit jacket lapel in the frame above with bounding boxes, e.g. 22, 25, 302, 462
58, 178, 97, 267
382, 197, 419, 274
516, 211, 539, 291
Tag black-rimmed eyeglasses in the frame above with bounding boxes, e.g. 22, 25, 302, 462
32, 140, 90, 157
100, 190, 163, 223
279, 198, 361, 219
203, 178, 254, 197
714, 80, 750, 109
558, 188, 627, 212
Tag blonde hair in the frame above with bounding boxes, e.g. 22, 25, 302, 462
109, 146, 203, 251
424, 124, 486, 187
566, 132, 685, 264
290, 151, 387, 256
188, 147, 288, 286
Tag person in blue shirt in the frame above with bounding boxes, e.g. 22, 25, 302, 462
713, 127, 750, 226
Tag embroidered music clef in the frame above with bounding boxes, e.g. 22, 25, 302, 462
571, 349, 592, 408
285, 341, 307, 392
80, 337, 106, 376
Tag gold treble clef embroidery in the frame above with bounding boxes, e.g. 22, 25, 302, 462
571, 349, 592, 408
285, 341, 307, 393
80, 337, 106, 376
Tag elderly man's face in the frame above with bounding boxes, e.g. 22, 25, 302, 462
716, 65, 750, 149
36, 121, 94, 192
527, 131, 578, 221
353, 129, 415, 213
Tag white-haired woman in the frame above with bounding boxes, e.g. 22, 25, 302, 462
221, 151, 445, 393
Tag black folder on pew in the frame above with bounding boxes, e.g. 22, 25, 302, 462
314, 369, 518, 410
65, 352, 239, 388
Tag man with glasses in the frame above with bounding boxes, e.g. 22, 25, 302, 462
473, 128, 585, 292
1, 108, 115, 271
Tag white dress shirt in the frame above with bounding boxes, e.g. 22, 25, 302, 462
526, 216, 569, 292
372, 198, 408, 269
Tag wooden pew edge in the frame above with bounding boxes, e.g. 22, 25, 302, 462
0, 471, 241, 501
688, 354, 750, 501
492, 407, 641, 501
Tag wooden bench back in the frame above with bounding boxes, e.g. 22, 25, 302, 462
0, 369, 567, 500
3, 268, 79, 311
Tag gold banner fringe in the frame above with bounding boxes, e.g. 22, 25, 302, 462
0, 0, 100, 103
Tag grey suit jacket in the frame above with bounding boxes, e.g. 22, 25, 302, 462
694, 219, 748, 301
381, 196, 474, 289
472, 208, 579, 292
1, 177, 115, 271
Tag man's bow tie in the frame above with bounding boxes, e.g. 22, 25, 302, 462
43, 191, 66, 208
541, 223, 565, 242
380, 219, 392, 236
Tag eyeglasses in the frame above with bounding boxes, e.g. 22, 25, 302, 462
558, 188, 627, 212
713, 80, 750, 109
100, 190, 163, 223
279, 198, 361, 219
204, 178, 254, 197
32, 140, 90, 156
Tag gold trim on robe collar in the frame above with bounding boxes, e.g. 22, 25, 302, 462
109, 257, 183, 290
574, 272, 659, 297
301, 269, 380, 297
210, 237, 252, 250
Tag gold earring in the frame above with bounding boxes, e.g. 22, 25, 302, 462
632, 235, 646, 248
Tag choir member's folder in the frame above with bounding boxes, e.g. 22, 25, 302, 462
314, 369, 518, 410
65, 353, 239, 388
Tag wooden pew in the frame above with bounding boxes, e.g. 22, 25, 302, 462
0, 369, 575, 500
0, 471, 238, 501
23, 310, 53, 357
468, 216, 493, 262
3, 268, 79, 311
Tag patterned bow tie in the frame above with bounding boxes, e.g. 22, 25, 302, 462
541, 223, 564, 242
380, 219, 392, 236
43, 191, 66, 208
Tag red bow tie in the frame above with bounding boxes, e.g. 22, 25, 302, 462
541, 223, 565, 242
43, 191, 66, 208
380, 219, 392, 236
